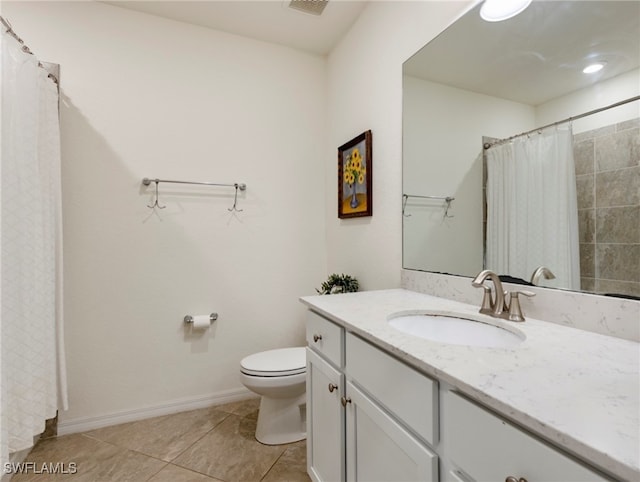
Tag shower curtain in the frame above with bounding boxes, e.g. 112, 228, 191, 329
485, 125, 580, 290
1, 24, 67, 468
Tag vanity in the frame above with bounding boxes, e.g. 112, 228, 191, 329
301, 289, 639, 482
303, 1, 640, 479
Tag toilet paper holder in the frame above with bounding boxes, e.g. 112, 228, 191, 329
184, 313, 218, 324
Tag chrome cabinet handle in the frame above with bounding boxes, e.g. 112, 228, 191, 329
313, 334, 322, 342
505, 477, 527, 482
328, 383, 338, 393
341, 396, 352, 407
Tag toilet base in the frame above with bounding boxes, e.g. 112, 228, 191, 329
255, 392, 306, 445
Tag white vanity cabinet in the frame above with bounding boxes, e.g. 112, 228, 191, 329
306, 311, 345, 482
301, 290, 637, 481
306, 311, 439, 482
343, 331, 439, 482
306, 348, 344, 482
443, 391, 608, 482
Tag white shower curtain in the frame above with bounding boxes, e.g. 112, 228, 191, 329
485, 125, 580, 290
1, 25, 67, 468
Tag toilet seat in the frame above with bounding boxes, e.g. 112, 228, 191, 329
240, 347, 306, 377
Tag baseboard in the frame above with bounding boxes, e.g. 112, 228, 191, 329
57, 387, 256, 436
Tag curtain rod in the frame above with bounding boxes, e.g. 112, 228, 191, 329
483, 95, 640, 149
0, 15, 59, 85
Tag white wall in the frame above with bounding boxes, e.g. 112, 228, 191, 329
3, 1, 326, 426
536, 69, 640, 133
402, 76, 535, 274
325, 0, 473, 290
6, 0, 631, 432
3, 0, 489, 428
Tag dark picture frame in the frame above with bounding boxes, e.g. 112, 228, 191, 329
338, 130, 372, 219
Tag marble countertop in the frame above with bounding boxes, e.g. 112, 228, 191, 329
300, 289, 639, 481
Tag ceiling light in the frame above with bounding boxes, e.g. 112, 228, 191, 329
583, 62, 605, 74
480, 0, 533, 22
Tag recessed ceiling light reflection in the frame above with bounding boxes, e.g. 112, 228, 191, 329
583, 62, 606, 74
480, 0, 533, 22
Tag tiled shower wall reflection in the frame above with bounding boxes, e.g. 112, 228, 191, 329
573, 118, 640, 298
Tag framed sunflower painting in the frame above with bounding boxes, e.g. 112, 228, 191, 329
338, 130, 372, 219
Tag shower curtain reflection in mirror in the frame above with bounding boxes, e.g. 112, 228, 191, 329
485, 125, 580, 290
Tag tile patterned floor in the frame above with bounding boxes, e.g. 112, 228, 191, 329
10, 399, 311, 482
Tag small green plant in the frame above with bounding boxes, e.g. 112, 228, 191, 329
316, 274, 359, 295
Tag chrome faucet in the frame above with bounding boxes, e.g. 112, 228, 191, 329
530, 266, 555, 285
472, 270, 535, 322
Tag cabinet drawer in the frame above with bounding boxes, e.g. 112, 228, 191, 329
345, 333, 438, 446
307, 311, 344, 368
444, 391, 607, 481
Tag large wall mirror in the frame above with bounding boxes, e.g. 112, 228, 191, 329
402, 0, 639, 298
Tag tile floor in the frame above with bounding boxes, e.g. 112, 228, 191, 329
10, 399, 311, 482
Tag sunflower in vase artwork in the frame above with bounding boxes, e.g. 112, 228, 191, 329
343, 147, 366, 209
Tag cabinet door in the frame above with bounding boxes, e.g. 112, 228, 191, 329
444, 391, 607, 482
346, 333, 438, 446
345, 381, 438, 482
307, 348, 344, 482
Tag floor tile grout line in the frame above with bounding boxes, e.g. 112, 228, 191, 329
80, 401, 256, 445
167, 412, 234, 465
80, 431, 191, 465
259, 446, 288, 482
165, 462, 222, 481
81, 432, 115, 445
87, 411, 239, 481
26, 433, 170, 481
67, 417, 229, 480
144, 460, 171, 481
78, 407, 237, 461
21, 435, 307, 482
77, 434, 175, 476
169, 413, 251, 481
21, 401, 269, 481
168, 411, 282, 482
79, 432, 129, 450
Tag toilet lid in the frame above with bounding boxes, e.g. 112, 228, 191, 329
240, 347, 306, 377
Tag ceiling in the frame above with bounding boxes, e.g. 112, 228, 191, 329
404, 0, 640, 106
102, 0, 368, 56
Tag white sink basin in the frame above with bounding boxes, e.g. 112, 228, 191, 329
388, 311, 525, 348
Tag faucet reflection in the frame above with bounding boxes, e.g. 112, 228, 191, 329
530, 266, 556, 285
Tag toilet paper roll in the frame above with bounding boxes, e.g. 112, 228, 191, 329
191, 315, 211, 330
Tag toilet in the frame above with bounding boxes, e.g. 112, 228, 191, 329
239, 347, 306, 445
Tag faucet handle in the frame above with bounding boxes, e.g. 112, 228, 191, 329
506, 290, 535, 322
476, 285, 494, 315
